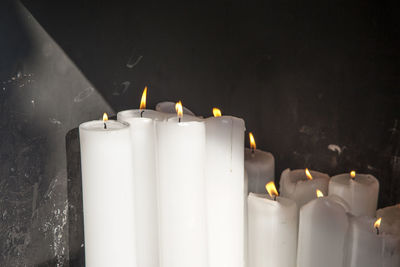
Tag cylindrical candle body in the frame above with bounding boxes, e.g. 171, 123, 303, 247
329, 173, 379, 217
156, 117, 208, 267
244, 148, 275, 194
248, 193, 298, 267
205, 116, 245, 267
280, 169, 330, 208
377, 204, 400, 236
297, 197, 349, 267
117, 111, 159, 267
155, 101, 195, 116
79, 120, 136, 267
345, 216, 400, 267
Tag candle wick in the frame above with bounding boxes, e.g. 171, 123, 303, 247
104, 122, 107, 129
140, 110, 145, 118
251, 148, 255, 154
376, 227, 380, 235
274, 196, 277, 201
179, 117, 181, 123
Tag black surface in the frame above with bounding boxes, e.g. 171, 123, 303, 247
1, 0, 400, 265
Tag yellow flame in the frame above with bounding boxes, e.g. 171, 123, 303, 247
305, 168, 313, 180
175, 101, 183, 118
103, 113, 108, 122
316, 189, 324, 198
139, 86, 147, 109
350, 171, 356, 179
265, 181, 279, 199
374, 217, 382, 229
249, 132, 256, 150
213, 108, 222, 117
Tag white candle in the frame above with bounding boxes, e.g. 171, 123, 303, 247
245, 132, 275, 194
377, 204, 400, 236
248, 182, 298, 267
345, 216, 400, 267
79, 115, 136, 267
329, 172, 379, 217
297, 192, 349, 267
156, 103, 208, 267
280, 168, 330, 208
205, 109, 245, 267
117, 111, 159, 267
156, 101, 196, 116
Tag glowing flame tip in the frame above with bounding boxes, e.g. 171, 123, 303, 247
316, 189, 324, 198
175, 101, 183, 118
265, 181, 279, 199
374, 217, 382, 229
139, 86, 147, 109
249, 132, 256, 151
350, 171, 356, 179
213, 108, 222, 117
103, 113, 108, 122
305, 168, 313, 180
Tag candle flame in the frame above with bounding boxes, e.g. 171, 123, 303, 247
316, 189, 324, 198
265, 181, 279, 199
305, 168, 313, 180
249, 132, 256, 150
374, 217, 382, 229
213, 108, 222, 117
103, 113, 108, 122
139, 86, 147, 109
175, 101, 183, 118
350, 170, 356, 179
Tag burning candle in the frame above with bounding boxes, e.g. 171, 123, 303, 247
279, 168, 330, 208
117, 90, 159, 267
328, 171, 379, 217
119, 87, 166, 120
248, 182, 298, 267
345, 216, 400, 267
156, 101, 208, 267
79, 113, 137, 267
244, 132, 275, 194
297, 190, 350, 267
205, 107, 245, 267
376, 204, 400, 236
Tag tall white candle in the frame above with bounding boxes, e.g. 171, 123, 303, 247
297, 192, 349, 267
345, 216, 400, 267
329, 172, 379, 217
117, 111, 159, 267
245, 132, 275, 194
280, 168, 330, 208
79, 116, 136, 267
248, 182, 298, 267
205, 109, 245, 267
156, 104, 208, 267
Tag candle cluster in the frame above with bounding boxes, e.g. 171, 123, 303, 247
79, 87, 400, 267
246, 133, 400, 267
79, 88, 245, 267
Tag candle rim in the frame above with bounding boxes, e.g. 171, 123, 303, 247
79, 120, 129, 132
330, 173, 378, 186
117, 109, 165, 121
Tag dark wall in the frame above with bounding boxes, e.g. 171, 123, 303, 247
1, 0, 400, 265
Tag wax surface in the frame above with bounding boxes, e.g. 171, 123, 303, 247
117, 113, 159, 267
205, 115, 245, 267
79, 120, 137, 267
118, 108, 166, 121
248, 193, 298, 267
156, 116, 208, 267
245, 148, 275, 194
329, 173, 379, 217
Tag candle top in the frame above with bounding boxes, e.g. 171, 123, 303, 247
331, 173, 378, 186
79, 120, 128, 132
117, 109, 165, 121
286, 169, 330, 183
377, 204, 400, 236
248, 192, 296, 208
166, 114, 203, 124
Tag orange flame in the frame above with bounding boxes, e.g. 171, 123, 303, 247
175, 101, 183, 118
249, 132, 256, 151
265, 181, 279, 199
103, 113, 108, 122
139, 86, 147, 109
374, 217, 382, 229
316, 189, 324, 198
350, 171, 356, 179
305, 168, 313, 180
213, 108, 222, 117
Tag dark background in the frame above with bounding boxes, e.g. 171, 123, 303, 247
1, 0, 399, 265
